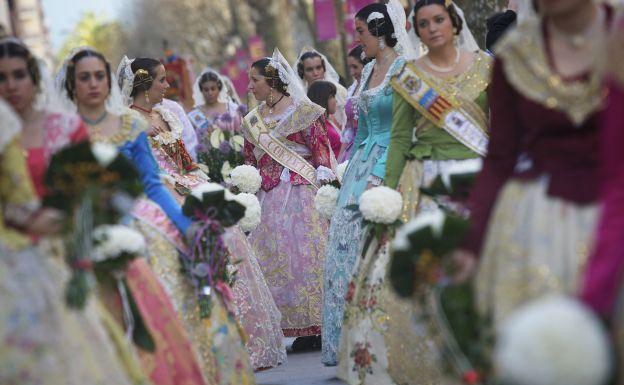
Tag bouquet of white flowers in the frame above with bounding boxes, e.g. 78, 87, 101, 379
495, 296, 612, 385
314, 184, 340, 219
230, 165, 262, 194
92, 224, 146, 264
358, 186, 403, 224
232, 193, 262, 233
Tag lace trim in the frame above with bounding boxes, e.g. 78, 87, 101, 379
255, 99, 324, 137
496, 17, 607, 126
153, 105, 184, 145
357, 57, 405, 116
92, 110, 146, 145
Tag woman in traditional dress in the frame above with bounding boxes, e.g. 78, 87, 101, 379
0, 96, 141, 385
0, 39, 152, 385
338, 45, 369, 162
54, 48, 207, 385
320, 2, 406, 366
188, 69, 247, 182
296, 47, 348, 151
121, 56, 285, 373
455, 0, 615, 330
581, 14, 624, 379
243, 49, 334, 350
337, 1, 491, 383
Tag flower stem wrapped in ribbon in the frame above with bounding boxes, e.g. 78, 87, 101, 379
182, 183, 246, 318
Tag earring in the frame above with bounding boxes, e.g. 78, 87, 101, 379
378, 37, 386, 51
145, 90, 150, 105
268, 90, 275, 113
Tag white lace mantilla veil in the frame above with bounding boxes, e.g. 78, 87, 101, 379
116, 55, 137, 107
192, 68, 230, 107
407, 1, 479, 58
268, 48, 311, 106
294, 46, 343, 89
54, 46, 126, 115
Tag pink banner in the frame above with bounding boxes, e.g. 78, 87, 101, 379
314, 0, 338, 41
221, 48, 249, 100
344, 0, 375, 48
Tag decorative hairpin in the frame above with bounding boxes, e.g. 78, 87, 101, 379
445, 0, 453, 7
367, 11, 385, 23
133, 68, 153, 87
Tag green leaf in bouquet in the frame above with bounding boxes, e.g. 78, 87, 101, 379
182, 194, 203, 217
434, 215, 470, 256
65, 271, 91, 309
389, 248, 417, 297
218, 200, 246, 227
420, 175, 451, 197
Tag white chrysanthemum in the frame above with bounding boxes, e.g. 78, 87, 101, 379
92, 225, 146, 262
359, 186, 403, 224
314, 185, 340, 219
232, 193, 262, 232
392, 209, 445, 251
495, 296, 612, 385
336, 161, 349, 183
230, 165, 262, 194
91, 142, 118, 167
191, 182, 234, 200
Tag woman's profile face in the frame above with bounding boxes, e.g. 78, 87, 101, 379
347, 56, 364, 82
355, 18, 380, 58
248, 66, 271, 102
146, 64, 169, 105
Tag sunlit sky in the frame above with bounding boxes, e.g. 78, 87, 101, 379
42, 0, 123, 51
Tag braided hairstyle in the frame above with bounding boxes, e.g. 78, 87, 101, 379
355, 4, 398, 48
0, 40, 41, 89
64, 49, 112, 100
129, 58, 162, 98
412, 0, 464, 37
251, 58, 290, 96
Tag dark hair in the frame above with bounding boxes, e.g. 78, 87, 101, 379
355, 4, 398, 48
0, 40, 41, 88
198, 71, 223, 92
251, 58, 290, 96
130, 57, 162, 97
347, 45, 372, 66
65, 49, 112, 101
412, 0, 464, 38
297, 51, 326, 80
307, 80, 336, 116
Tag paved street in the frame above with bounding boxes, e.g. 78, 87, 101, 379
255, 339, 346, 385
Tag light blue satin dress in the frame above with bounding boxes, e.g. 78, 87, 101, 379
321, 57, 405, 366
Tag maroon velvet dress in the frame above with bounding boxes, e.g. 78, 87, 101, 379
465, 11, 611, 326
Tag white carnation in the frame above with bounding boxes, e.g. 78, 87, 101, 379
232, 193, 262, 232
359, 186, 403, 224
314, 185, 340, 219
92, 225, 146, 262
392, 209, 445, 251
191, 182, 234, 201
230, 165, 262, 194
495, 296, 612, 385
336, 161, 349, 183
91, 142, 118, 167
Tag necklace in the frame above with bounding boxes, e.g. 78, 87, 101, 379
131, 104, 153, 114
80, 110, 108, 126
424, 47, 461, 73
549, 7, 604, 50
267, 94, 285, 114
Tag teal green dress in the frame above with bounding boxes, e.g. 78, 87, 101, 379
321, 57, 405, 366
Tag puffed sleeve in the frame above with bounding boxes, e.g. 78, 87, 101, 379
464, 57, 523, 255
305, 119, 332, 168
121, 132, 191, 233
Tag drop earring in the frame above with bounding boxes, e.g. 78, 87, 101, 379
378, 37, 386, 51
145, 90, 150, 105
268, 90, 275, 113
